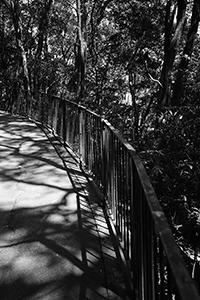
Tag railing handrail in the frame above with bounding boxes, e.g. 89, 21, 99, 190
44, 93, 101, 118
5, 93, 200, 300
102, 114, 200, 300
100, 113, 199, 299
132, 153, 199, 299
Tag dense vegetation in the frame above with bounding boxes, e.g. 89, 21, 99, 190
1, 0, 200, 279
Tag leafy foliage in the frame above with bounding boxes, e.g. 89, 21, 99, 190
140, 107, 200, 253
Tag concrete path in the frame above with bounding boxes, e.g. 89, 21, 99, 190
0, 111, 131, 300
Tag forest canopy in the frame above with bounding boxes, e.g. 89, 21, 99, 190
0, 0, 200, 136
1, 0, 200, 271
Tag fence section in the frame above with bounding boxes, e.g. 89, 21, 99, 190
8, 94, 200, 300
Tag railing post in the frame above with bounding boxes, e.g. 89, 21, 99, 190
79, 108, 85, 163
16, 94, 21, 115
53, 96, 58, 133
61, 98, 66, 141
101, 120, 108, 200
48, 94, 53, 127
41, 92, 45, 125
22, 94, 200, 300
130, 157, 136, 282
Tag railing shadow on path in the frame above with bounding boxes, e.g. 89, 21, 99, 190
0, 111, 131, 300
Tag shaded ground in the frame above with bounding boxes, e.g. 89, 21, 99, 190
0, 111, 131, 300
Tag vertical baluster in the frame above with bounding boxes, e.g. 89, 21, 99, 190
124, 149, 129, 257
114, 136, 118, 223
88, 113, 91, 170
86, 111, 89, 166
90, 114, 93, 171
102, 122, 106, 198
65, 104, 70, 144
143, 192, 148, 300
96, 117, 101, 185
125, 152, 130, 260
93, 116, 96, 176
41, 92, 44, 125
71, 104, 76, 146
53, 96, 58, 133
130, 157, 135, 280
79, 108, 83, 161
154, 234, 160, 300
111, 133, 115, 216
116, 140, 120, 232
110, 134, 115, 218
48, 94, 53, 127
167, 262, 173, 299
159, 240, 166, 299
122, 145, 126, 247
83, 109, 86, 163
146, 206, 154, 299
62, 99, 66, 142
85, 111, 88, 166
134, 168, 141, 297
149, 218, 156, 300
140, 183, 146, 300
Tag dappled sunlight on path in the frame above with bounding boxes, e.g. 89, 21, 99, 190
0, 111, 130, 300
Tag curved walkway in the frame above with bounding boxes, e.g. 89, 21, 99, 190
0, 111, 131, 300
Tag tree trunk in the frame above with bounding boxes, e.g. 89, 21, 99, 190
34, 0, 53, 99
172, 0, 200, 106
35, 0, 53, 60
158, 0, 187, 107
2, 0, 32, 115
76, 0, 87, 101
129, 71, 139, 146
13, 2, 31, 115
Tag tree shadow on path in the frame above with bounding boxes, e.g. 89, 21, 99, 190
0, 111, 131, 300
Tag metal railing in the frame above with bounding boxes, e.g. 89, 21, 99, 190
6, 94, 200, 300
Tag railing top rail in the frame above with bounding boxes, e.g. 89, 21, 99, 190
104, 119, 199, 299
102, 118, 136, 154
38, 93, 200, 299
132, 153, 199, 299
45, 93, 101, 119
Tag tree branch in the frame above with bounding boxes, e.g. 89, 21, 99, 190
145, 60, 163, 88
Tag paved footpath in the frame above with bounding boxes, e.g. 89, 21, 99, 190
0, 111, 131, 300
